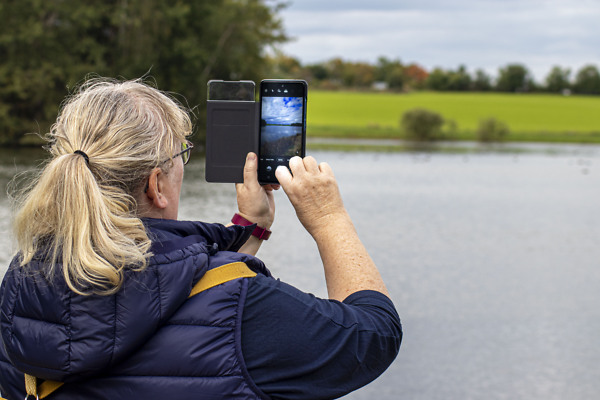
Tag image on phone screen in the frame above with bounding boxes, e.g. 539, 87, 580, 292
258, 80, 307, 184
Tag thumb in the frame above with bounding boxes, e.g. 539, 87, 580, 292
242, 152, 259, 187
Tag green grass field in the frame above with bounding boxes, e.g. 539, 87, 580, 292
306, 91, 600, 143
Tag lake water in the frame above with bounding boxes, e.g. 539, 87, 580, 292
1, 143, 600, 399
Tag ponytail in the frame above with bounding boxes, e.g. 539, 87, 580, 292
12, 78, 191, 295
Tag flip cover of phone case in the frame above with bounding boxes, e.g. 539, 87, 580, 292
205, 100, 258, 183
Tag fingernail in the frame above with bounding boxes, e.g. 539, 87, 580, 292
247, 153, 256, 161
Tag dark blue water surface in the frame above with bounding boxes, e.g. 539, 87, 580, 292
2, 143, 600, 399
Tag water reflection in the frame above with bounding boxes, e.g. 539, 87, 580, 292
1, 143, 600, 400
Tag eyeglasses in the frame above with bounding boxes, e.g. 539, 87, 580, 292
144, 142, 193, 194
165, 142, 193, 165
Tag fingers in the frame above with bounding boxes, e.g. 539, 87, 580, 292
281, 156, 329, 181
276, 156, 311, 189
287, 156, 320, 177
318, 161, 334, 177
287, 156, 303, 176
303, 156, 320, 173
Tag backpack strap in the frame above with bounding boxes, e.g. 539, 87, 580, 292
189, 262, 257, 297
23, 373, 63, 399
17, 262, 256, 399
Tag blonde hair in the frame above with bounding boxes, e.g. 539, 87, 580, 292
13, 78, 192, 295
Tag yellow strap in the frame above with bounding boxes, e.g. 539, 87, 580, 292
39, 380, 64, 398
24, 373, 37, 396
189, 262, 256, 298
17, 262, 255, 399
24, 373, 64, 399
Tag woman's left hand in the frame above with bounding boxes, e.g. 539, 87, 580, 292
235, 152, 278, 230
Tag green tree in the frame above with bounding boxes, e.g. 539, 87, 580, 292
447, 65, 471, 91
545, 66, 571, 93
426, 66, 470, 91
324, 58, 346, 86
375, 57, 405, 90
0, 0, 287, 145
342, 62, 375, 88
496, 64, 532, 92
306, 63, 328, 81
573, 64, 600, 95
472, 69, 492, 91
426, 68, 450, 91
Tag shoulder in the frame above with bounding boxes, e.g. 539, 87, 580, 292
243, 274, 400, 336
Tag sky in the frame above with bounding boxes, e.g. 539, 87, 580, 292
277, 0, 600, 82
263, 97, 303, 125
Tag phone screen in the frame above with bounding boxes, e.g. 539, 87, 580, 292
258, 80, 307, 184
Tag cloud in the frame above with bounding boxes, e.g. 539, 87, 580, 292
278, 0, 600, 81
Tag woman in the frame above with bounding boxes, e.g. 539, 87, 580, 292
0, 79, 401, 399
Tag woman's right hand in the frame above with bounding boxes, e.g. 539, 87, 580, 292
275, 156, 348, 238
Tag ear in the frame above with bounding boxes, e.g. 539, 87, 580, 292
145, 168, 169, 209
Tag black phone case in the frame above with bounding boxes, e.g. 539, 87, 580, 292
205, 100, 259, 183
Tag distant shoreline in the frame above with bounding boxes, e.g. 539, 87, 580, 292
3, 90, 600, 147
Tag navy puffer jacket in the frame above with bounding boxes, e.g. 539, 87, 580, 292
0, 219, 270, 399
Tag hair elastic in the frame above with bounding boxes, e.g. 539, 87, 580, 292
74, 150, 90, 165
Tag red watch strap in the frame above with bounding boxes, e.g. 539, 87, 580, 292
231, 213, 271, 240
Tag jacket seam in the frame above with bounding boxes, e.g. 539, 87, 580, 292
152, 265, 163, 321
236, 278, 271, 400
108, 291, 118, 366
163, 322, 233, 328
6, 267, 23, 344
11, 315, 67, 327
67, 287, 72, 372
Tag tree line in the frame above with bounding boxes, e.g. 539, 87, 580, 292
270, 54, 600, 95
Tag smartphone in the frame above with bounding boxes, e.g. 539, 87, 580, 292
205, 80, 257, 183
258, 80, 307, 184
